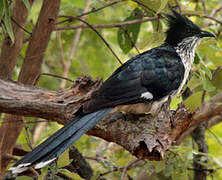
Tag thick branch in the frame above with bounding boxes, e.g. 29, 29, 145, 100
0, 76, 221, 160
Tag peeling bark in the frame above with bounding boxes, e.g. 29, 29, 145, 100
0, 76, 221, 161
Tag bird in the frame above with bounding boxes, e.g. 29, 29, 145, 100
10, 9, 215, 174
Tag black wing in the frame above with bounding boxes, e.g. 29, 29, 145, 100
84, 44, 185, 113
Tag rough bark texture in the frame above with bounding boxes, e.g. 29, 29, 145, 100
18, 0, 60, 84
0, 76, 221, 161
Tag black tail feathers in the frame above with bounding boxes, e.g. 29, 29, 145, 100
10, 108, 113, 174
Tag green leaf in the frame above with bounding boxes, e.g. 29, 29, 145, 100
22, 0, 31, 12
184, 91, 203, 112
139, 0, 160, 12
212, 69, 222, 90
151, 19, 162, 32
203, 78, 216, 92
155, 161, 165, 173
3, 0, 14, 44
0, 0, 4, 22
194, 53, 200, 64
156, 0, 168, 14
117, 8, 143, 54
200, 62, 212, 79
58, 169, 83, 180
187, 74, 202, 91
38, 166, 48, 180
57, 149, 70, 168
16, 176, 33, 180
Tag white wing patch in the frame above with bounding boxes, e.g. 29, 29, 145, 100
9, 166, 29, 174
34, 158, 56, 169
9, 163, 31, 174
141, 92, 153, 100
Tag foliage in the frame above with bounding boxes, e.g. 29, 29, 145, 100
0, 0, 222, 179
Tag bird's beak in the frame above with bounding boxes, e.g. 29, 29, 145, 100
199, 30, 216, 38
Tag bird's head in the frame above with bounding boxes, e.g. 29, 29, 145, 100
165, 9, 215, 47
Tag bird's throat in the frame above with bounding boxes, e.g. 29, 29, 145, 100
174, 37, 201, 95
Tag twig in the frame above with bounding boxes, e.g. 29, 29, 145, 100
56, 31, 65, 69
202, 0, 207, 15
206, 128, 222, 146
131, 0, 156, 14
0, 119, 49, 124
183, 13, 222, 25
175, 0, 182, 13
29, 167, 40, 177
99, 158, 144, 178
75, 17, 123, 65
210, 6, 222, 17
121, 159, 141, 180
24, 126, 33, 150
120, 26, 140, 54
60, 0, 91, 89
34, 72, 74, 85
11, 17, 32, 35
201, 91, 206, 104
85, 155, 142, 178
57, 0, 126, 24
55, 17, 159, 31
204, 6, 222, 27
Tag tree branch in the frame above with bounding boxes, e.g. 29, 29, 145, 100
0, 76, 222, 161
55, 17, 159, 31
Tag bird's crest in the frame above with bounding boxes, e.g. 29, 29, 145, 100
165, 9, 201, 45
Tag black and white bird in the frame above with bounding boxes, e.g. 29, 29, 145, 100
10, 9, 215, 173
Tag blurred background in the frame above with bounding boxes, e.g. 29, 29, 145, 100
1, 0, 222, 179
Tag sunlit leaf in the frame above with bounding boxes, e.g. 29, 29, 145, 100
200, 62, 212, 79
187, 74, 202, 91
139, 0, 161, 12
155, 161, 165, 173
38, 166, 48, 180
156, 0, 168, 14
151, 19, 162, 32
0, 0, 4, 21
168, 0, 177, 6
58, 169, 83, 180
203, 77, 216, 92
16, 176, 32, 180
117, 8, 143, 53
57, 149, 70, 168
3, 0, 14, 44
212, 69, 222, 90
184, 91, 203, 112
194, 53, 200, 64
22, 0, 31, 12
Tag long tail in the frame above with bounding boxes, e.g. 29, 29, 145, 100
10, 108, 113, 174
